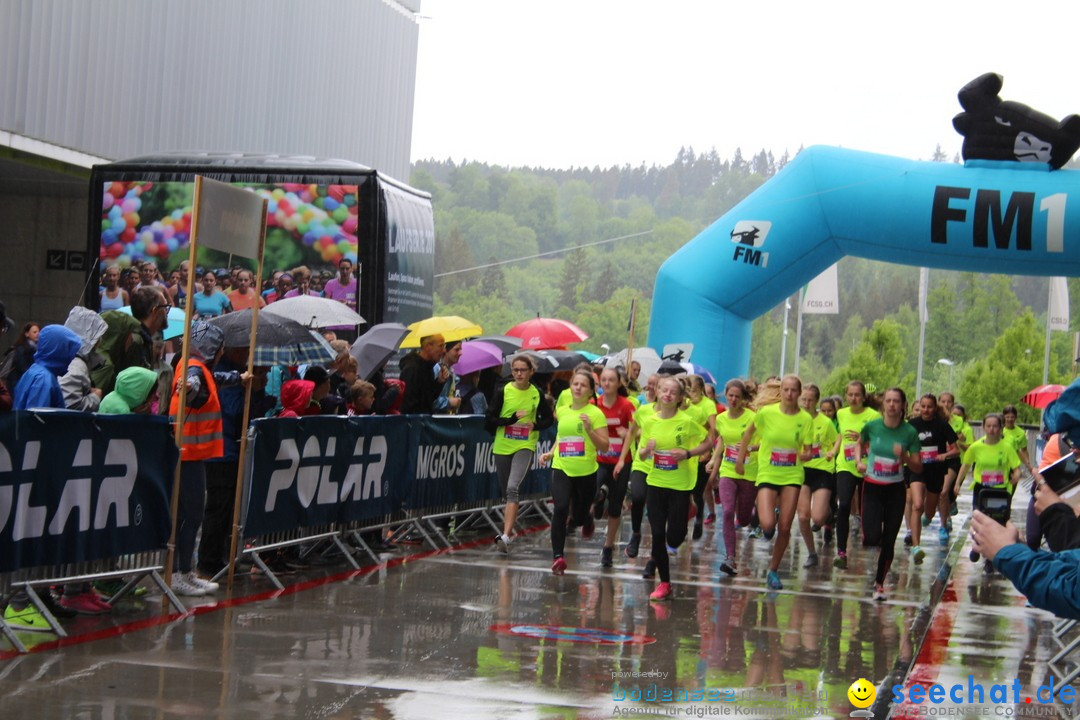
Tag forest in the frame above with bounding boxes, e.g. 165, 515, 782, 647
411, 147, 1080, 424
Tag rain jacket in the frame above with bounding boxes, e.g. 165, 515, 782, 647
13, 325, 82, 410
99, 367, 158, 414
995, 544, 1080, 619
1045, 377, 1080, 444
94, 310, 149, 394
279, 380, 314, 418
399, 350, 440, 414
61, 307, 108, 411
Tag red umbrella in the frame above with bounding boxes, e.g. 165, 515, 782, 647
506, 317, 588, 350
1022, 384, 1066, 409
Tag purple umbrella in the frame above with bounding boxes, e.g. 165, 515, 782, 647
455, 340, 505, 376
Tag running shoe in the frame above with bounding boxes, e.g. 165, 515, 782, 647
692, 522, 704, 541
945, 518, 953, 532
852, 515, 862, 533
911, 546, 925, 565
719, 557, 738, 577
649, 582, 672, 601
593, 485, 608, 520
833, 552, 847, 569
766, 570, 783, 590
625, 533, 641, 558
551, 557, 567, 576
40, 589, 77, 618
704, 513, 716, 526
803, 553, 819, 568
495, 533, 511, 554
872, 584, 887, 602
921, 515, 931, 528
189, 573, 219, 593
748, 526, 763, 540
969, 549, 981, 563
3, 605, 54, 633
983, 559, 995, 574
642, 559, 656, 579
581, 519, 595, 539
601, 546, 613, 568
938, 527, 950, 545
811, 521, 821, 532
59, 591, 112, 615
94, 579, 148, 599
823, 525, 834, 544
950, 502, 958, 517
903, 532, 913, 547
170, 573, 207, 597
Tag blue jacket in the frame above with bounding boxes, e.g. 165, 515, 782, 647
995, 543, 1080, 619
13, 325, 83, 411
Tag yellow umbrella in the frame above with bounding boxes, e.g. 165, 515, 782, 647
400, 315, 483, 348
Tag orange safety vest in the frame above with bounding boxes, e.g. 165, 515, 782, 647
169, 357, 224, 461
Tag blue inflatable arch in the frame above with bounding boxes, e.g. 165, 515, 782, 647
648, 144, 1080, 384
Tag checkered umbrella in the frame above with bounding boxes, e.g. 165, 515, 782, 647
208, 310, 336, 366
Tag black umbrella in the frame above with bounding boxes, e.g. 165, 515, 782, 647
208, 310, 336, 365
520, 349, 591, 373
473, 334, 524, 355
656, 358, 686, 375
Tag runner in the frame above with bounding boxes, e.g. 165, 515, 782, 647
907, 394, 958, 557
736, 375, 813, 590
938, 391, 971, 523
636, 376, 711, 600
1001, 405, 1035, 478
830, 380, 880, 569
592, 367, 635, 567
855, 387, 923, 601
684, 375, 718, 540
538, 368, 609, 575
797, 383, 837, 569
705, 378, 757, 577
487, 353, 554, 555
955, 412, 1020, 570
616, 391, 656, 562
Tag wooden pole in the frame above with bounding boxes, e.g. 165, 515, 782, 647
226, 200, 268, 593
625, 298, 637, 373
163, 176, 203, 601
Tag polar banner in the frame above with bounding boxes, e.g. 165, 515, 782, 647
244, 415, 413, 537
0, 411, 178, 574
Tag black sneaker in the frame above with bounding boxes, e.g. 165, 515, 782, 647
601, 546, 613, 568
823, 525, 834, 544
719, 557, 738, 577
969, 549, 981, 563
903, 533, 913, 547
42, 589, 77, 619
692, 522, 704, 540
642, 559, 656, 579
625, 533, 641, 558
593, 485, 608, 520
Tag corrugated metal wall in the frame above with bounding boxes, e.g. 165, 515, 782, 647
0, 0, 419, 181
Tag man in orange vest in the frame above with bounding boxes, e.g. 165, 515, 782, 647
169, 321, 249, 597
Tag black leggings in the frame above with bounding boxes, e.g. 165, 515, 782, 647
551, 469, 596, 558
596, 462, 631, 518
628, 469, 648, 534
691, 463, 708, 526
646, 484, 691, 583
835, 471, 862, 554
861, 481, 906, 585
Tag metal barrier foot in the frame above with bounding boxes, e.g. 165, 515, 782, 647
148, 571, 188, 614
0, 618, 28, 654
22, 585, 67, 638
250, 552, 285, 591
331, 535, 362, 570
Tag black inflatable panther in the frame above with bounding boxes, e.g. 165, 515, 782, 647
953, 73, 1080, 170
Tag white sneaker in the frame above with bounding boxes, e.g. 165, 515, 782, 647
171, 572, 207, 597
496, 534, 512, 554
189, 573, 219, 593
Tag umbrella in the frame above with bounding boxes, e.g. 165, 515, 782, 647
607, 347, 663, 380
455, 340, 505, 376
473, 334, 523, 355
350, 323, 409, 380
523, 349, 590, 373
262, 295, 365, 328
117, 305, 185, 340
656, 359, 716, 384
506, 317, 588, 350
1023, 384, 1066, 409
578, 350, 602, 362
209, 309, 321, 348
249, 330, 336, 366
400, 315, 483, 348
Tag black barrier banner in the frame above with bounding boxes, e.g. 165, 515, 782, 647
0, 411, 177, 573
407, 415, 554, 510
244, 415, 413, 536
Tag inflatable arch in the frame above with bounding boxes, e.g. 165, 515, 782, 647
648, 145, 1080, 384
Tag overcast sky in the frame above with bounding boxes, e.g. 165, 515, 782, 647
411, 1, 1080, 170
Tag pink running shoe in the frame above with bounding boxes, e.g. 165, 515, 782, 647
649, 582, 672, 601
60, 591, 111, 616
551, 557, 567, 576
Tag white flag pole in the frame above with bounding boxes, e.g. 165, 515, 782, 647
1044, 279, 1053, 385
916, 267, 928, 398
793, 287, 804, 376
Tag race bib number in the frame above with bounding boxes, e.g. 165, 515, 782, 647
809, 443, 822, 460
844, 444, 857, 462
919, 446, 938, 464
724, 445, 740, 464
504, 424, 531, 441
982, 471, 1005, 487
654, 450, 679, 471
872, 457, 901, 478
770, 448, 797, 467
600, 438, 623, 459
558, 436, 586, 457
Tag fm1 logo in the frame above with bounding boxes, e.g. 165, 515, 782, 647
730, 220, 771, 267
931, 186, 1066, 252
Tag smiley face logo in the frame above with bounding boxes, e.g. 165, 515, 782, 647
848, 678, 876, 708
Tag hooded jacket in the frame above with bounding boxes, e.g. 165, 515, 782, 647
99, 367, 158, 414
61, 306, 108, 411
279, 380, 315, 418
13, 325, 83, 410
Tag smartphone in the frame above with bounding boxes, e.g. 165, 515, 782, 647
978, 489, 1012, 525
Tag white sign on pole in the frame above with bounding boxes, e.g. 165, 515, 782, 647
801, 263, 839, 315
195, 177, 265, 259
1050, 277, 1070, 331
